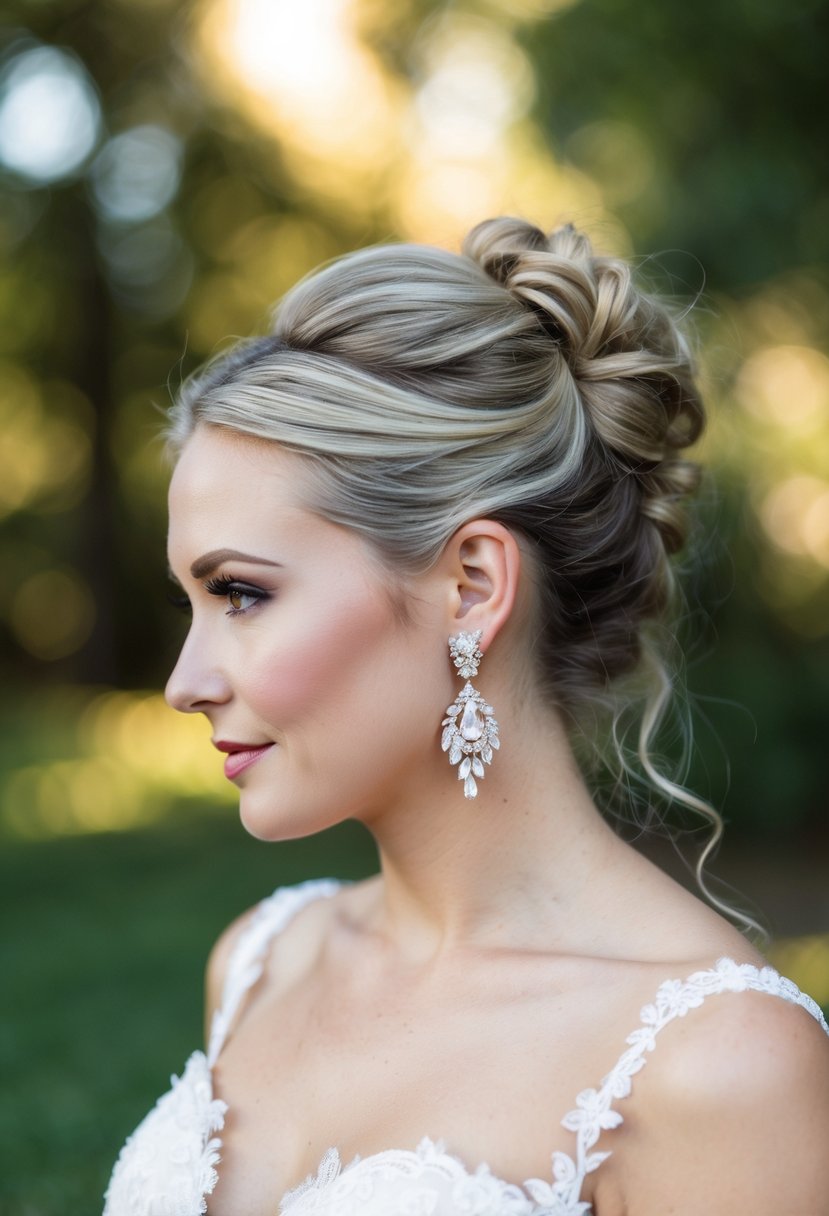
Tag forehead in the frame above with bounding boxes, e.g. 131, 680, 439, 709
167, 427, 318, 556
170, 425, 299, 494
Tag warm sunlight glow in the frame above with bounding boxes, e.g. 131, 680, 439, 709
759, 476, 829, 569
195, 0, 400, 203
737, 344, 829, 431
192, 0, 609, 243
1, 690, 232, 840
414, 18, 534, 159
230, 0, 352, 103
396, 16, 605, 244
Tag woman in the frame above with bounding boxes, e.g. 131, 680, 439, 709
104, 218, 829, 1216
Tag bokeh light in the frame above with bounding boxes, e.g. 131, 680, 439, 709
0, 44, 101, 183
1, 689, 231, 840
760, 476, 829, 568
97, 213, 194, 316
0, 362, 92, 517
196, 0, 400, 204
91, 124, 183, 223
9, 567, 96, 661
737, 344, 829, 432
414, 16, 535, 158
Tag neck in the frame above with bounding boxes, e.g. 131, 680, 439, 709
358, 688, 623, 961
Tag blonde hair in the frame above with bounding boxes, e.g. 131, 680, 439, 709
169, 216, 741, 924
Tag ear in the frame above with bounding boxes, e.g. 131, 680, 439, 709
442, 519, 521, 652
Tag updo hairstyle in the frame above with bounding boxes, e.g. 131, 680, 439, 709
169, 217, 714, 863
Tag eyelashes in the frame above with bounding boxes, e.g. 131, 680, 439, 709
204, 575, 268, 616
167, 576, 270, 617
167, 590, 191, 614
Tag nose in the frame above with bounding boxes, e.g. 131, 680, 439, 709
164, 627, 231, 714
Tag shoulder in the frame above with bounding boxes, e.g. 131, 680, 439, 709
204, 876, 363, 1029
204, 902, 261, 1028
619, 960, 829, 1216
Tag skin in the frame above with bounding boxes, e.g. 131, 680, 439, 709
166, 425, 829, 1216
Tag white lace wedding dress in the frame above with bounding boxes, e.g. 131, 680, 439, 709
102, 878, 829, 1216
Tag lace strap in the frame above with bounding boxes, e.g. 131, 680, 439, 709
207, 877, 342, 1066
547, 958, 829, 1209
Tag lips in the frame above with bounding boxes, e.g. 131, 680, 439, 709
213, 740, 275, 781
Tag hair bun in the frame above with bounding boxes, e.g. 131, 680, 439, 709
464, 218, 595, 353
464, 217, 704, 533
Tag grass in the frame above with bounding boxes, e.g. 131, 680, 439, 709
0, 806, 378, 1215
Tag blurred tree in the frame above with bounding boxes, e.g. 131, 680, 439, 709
0, 0, 827, 842
0, 0, 370, 686
526, 0, 829, 289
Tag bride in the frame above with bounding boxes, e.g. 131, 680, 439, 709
104, 217, 829, 1216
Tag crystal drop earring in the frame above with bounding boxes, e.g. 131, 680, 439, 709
441, 629, 500, 799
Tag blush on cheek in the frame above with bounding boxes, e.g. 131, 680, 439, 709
245, 650, 326, 726
244, 591, 398, 733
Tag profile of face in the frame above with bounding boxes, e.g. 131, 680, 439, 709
165, 426, 455, 840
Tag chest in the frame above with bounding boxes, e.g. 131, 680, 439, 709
204, 959, 629, 1216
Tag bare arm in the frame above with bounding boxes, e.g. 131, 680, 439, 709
622, 992, 829, 1215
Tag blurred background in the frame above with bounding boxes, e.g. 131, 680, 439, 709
1, 0, 827, 1208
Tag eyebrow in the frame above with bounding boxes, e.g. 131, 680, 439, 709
187, 549, 283, 580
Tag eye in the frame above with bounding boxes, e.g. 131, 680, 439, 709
226, 586, 258, 614
167, 589, 191, 615
204, 575, 268, 616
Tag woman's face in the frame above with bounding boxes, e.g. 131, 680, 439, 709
165, 426, 447, 839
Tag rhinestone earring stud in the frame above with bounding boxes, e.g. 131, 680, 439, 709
441, 629, 500, 799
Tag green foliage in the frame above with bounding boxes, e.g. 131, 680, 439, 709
526, 0, 829, 288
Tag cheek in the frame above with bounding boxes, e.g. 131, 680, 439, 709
240, 593, 404, 730
235, 601, 448, 838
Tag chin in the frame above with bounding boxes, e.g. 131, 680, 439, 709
237, 791, 346, 843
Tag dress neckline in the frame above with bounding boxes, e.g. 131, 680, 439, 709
277, 1134, 558, 1213
103, 877, 829, 1216
194, 878, 828, 1216
203, 879, 572, 1213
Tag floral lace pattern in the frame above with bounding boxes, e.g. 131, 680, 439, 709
280, 1136, 541, 1216
104, 880, 340, 1216
537, 957, 829, 1212
102, 1051, 227, 1216
103, 881, 829, 1216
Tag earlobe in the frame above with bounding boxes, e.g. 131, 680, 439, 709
449, 520, 521, 651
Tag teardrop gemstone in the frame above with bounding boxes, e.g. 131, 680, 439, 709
460, 700, 484, 741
